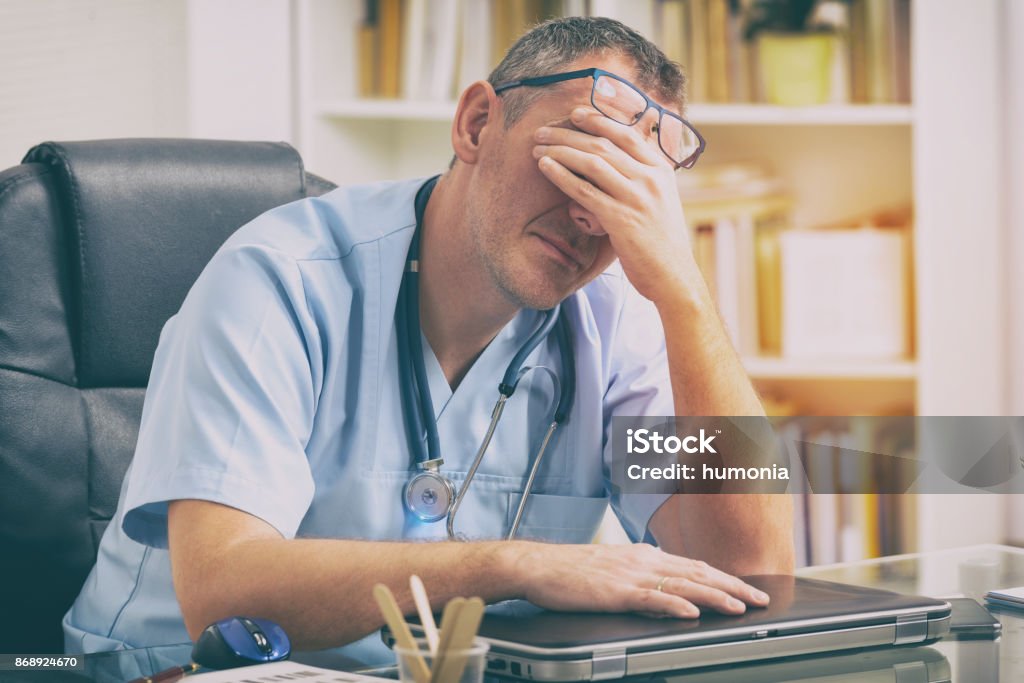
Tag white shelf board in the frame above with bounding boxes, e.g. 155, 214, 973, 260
688, 104, 914, 126
317, 99, 456, 121
743, 356, 918, 380
316, 100, 914, 126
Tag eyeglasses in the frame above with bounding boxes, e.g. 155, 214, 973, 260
493, 68, 705, 170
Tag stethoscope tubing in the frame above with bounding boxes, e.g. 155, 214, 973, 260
401, 176, 577, 540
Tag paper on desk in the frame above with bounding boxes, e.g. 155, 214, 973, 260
188, 660, 393, 682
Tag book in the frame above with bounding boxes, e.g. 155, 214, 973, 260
725, 0, 751, 103
733, 212, 759, 356
490, 0, 524, 68
455, 0, 494, 94
687, 0, 709, 102
692, 222, 717, 302
401, 0, 428, 99
864, 0, 893, 102
779, 227, 909, 360
658, 0, 689, 67
755, 216, 783, 354
891, 0, 911, 102
848, 0, 868, 102
713, 217, 742, 349
807, 432, 839, 565
423, 0, 459, 101
705, 0, 730, 102
378, 0, 403, 98
357, 23, 379, 98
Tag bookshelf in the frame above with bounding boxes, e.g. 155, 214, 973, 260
260, 0, 1009, 559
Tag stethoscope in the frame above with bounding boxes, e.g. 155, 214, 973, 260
398, 176, 576, 540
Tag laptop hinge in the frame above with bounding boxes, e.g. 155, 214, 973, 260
893, 661, 929, 683
591, 647, 627, 680
894, 612, 929, 645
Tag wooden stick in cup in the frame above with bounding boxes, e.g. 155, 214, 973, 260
430, 597, 465, 683
410, 575, 440, 654
373, 583, 430, 683
432, 597, 485, 683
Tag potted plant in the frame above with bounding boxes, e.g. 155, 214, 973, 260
744, 0, 848, 106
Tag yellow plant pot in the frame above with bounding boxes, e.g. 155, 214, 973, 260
758, 32, 835, 106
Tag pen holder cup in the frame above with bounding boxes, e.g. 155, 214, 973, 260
395, 637, 490, 683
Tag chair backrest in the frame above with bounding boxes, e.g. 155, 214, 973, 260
0, 139, 336, 653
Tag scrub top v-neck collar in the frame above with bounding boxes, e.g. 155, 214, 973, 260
418, 309, 544, 424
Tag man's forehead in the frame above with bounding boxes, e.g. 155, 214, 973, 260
537, 55, 678, 116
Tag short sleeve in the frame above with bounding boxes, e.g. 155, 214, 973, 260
602, 282, 674, 543
121, 244, 320, 548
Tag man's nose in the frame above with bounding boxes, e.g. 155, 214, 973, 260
635, 107, 661, 143
568, 200, 606, 237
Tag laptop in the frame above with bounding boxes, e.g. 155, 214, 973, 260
621, 645, 951, 683
386, 575, 951, 681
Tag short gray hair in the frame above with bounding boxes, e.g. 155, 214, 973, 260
487, 16, 687, 128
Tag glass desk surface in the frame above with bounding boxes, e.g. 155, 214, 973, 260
19, 545, 1024, 683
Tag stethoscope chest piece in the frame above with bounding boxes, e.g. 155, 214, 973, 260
404, 458, 455, 523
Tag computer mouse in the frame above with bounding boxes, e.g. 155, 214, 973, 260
191, 616, 291, 669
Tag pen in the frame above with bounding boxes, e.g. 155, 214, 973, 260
127, 662, 200, 683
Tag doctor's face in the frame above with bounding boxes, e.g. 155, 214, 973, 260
466, 54, 656, 310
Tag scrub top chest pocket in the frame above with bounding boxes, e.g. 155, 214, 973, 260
505, 491, 610, 544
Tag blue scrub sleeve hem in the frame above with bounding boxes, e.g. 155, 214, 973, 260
122, 466, 311, 549
613, 492, 673, 545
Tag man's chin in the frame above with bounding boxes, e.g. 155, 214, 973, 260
500, 281, 572, 311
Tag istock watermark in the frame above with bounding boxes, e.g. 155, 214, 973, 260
610, 416, 1024, 495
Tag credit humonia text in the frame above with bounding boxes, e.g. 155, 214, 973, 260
625, 427, 790, 481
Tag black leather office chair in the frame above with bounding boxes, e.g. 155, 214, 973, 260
0, 139, 336, 653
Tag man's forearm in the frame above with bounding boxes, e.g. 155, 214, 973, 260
175, 534, 519, 650
649, 269, 794, 574
653, 269, 764, 418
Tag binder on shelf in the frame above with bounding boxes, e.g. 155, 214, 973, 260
779, 227, 910, 360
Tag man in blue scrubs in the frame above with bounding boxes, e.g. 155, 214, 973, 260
65, 16, 793, 659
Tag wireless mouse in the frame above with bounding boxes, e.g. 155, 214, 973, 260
191, 616, 291, 669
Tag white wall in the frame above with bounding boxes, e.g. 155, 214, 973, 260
1003, 0, 1024, 544
0, 0, 188, 165
185, 0, 293, 141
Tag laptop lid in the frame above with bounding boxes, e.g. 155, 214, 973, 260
467, 576, 951, 680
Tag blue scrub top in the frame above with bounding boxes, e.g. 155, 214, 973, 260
63, 177, 674, 663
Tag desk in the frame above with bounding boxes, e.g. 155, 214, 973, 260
22, 545, 1024, 682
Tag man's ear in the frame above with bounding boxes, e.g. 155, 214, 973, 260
451, 81, 501, 165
